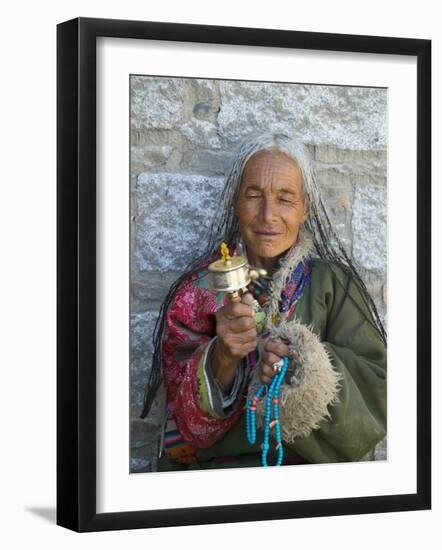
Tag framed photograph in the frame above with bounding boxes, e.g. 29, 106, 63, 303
57, 17, 431, 531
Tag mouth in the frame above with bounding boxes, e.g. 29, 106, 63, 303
254, 230, 281, 238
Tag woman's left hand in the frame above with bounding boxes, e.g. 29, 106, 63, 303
258, 338, 291, 385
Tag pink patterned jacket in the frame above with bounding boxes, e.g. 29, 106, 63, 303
162, 260, 244, 449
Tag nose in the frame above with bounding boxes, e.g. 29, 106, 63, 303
261, 197, 277, 224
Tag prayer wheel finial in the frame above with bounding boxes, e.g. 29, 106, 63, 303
220, 242, 231, 263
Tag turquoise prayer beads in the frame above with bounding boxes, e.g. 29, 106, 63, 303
246, 356, 289, 467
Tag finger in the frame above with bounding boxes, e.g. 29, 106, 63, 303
227, 339, 257, 359
225, 316, 256, 333
261, 350, 283, 368
260, 374, 274, 385
259, 366, 276, 385
218, 330, 257, 355
238, 327, 258, 342
221, 328, 257, 347
241, 291, 254, 306
265, 339, 290, 358
260, 362, 277, 381
241, 339, 258, 356
218, 301, 254, 321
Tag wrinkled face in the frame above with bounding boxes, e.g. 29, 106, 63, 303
235, 149, 308, 264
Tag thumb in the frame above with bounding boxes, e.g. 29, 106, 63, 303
241, 291, 254, 306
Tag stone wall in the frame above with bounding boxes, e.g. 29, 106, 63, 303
130, 76, 388, 472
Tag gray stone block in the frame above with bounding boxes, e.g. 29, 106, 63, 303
134, 172, 225, 272
130, 271, 182, 313
315, 145, 386, 165
131, 128, 184, 149
355, 266, 387, 327
180, 118, 222, 149
316, 168, 355, 254
181, 150, 234, 175
131, 415, 163, 448
374, 438, 387, 461
189, 78, 218, 99
314, 149, 387, 186
352, 180, 387, 271
382, 283, 388, 306
130, 144, 175, 168
131, 76, 184, 130
130, 388, 167, 473
130, 458, 152, 474
187, 79, 220, 122
130, 310, 159, 417
218, 81, 387, 150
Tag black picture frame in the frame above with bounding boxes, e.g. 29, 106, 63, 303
57, 16, 431, 532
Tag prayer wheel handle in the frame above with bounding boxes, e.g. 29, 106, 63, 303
227, 289, 242, 303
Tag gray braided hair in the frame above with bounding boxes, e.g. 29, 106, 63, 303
140, 132, 386, 418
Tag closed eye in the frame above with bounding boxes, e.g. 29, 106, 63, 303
278, 197, 297, 205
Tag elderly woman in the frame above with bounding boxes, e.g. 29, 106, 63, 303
141, 133, 387, 470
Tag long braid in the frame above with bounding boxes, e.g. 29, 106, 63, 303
140, 132, 386, 418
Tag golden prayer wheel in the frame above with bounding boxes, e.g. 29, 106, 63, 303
208, 243, 267, 302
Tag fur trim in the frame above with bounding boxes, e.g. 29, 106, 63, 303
253, 319, 342, 442
264, 227, 314, 332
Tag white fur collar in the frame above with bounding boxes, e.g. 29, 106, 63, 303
262, 226, 314, 331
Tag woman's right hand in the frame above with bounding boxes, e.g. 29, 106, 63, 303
211, 292, 257, 392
